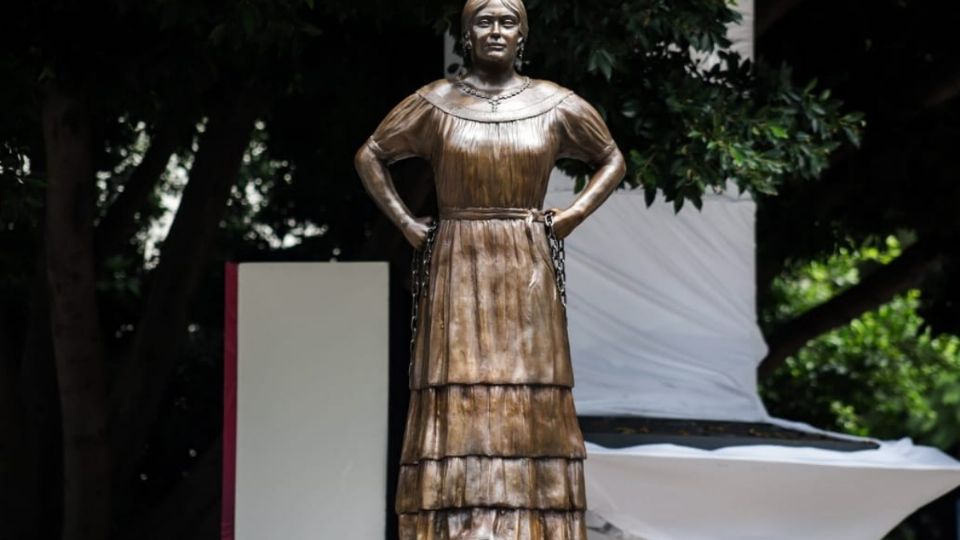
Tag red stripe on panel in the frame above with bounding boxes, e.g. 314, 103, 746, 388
221, 262, 238, 540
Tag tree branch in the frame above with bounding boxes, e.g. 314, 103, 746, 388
919, 70, 960, 111
756, 0, 808, 38
95, 119, 189, 259
760, 238, 941, 378
108, 89, 261, 506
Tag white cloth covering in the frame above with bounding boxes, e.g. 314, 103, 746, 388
584, 440, 960, 540
545, 173, 768, 421
544, 172, 960, 539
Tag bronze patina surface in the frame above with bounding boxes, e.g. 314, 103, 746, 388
355, 0, 625, 537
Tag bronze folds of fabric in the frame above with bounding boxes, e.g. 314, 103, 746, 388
398, 509, 588, 540
411, 218, 571, 389
397, 456, 585, 512
401, 385, 586, 462
367, 79, 616, 539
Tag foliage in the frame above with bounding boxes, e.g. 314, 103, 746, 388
754, 0, 960, 337
761, 236, 960, 450
515, 0, 864, 210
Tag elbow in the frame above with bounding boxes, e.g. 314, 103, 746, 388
607, 147, 627, 182
354, 143, 374, 175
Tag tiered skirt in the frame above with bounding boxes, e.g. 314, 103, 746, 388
398, 217, 588, 539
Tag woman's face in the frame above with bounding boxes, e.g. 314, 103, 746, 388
467, 0, 523, 68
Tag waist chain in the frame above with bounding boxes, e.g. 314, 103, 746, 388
408, 207, 568, 359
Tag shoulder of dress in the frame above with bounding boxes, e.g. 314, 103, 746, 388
416, 78, 457, 101
532, 81, 583, 121
513, 79, 573, 108
529, 79, 569, 93
415, 78, 576, 123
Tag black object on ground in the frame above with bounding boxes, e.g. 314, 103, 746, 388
579, 416, 880, 452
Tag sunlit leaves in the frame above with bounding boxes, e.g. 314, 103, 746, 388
761, 237, 960, 450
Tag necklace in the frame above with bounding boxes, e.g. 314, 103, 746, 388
454, 76, 532, 112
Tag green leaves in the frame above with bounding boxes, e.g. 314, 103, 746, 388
768, 124, 789, 139
761, 237, 960, 450
537, 1, 862, 210
587, 48, 615, 81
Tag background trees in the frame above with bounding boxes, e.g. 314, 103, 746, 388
0, 1, 955, 539
756, 0, 960, 372
755, 1, 960, 537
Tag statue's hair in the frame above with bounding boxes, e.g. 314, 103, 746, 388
461, 0, 529, 40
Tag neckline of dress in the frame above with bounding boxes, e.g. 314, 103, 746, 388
416, 83, 575, 123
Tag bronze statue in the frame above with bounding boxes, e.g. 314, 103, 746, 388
355, 0, 625, 537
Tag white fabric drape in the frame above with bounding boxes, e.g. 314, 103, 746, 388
547, 174, 768, 421
545, 172, 960, 539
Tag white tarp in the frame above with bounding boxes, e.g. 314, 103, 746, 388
584, 441, 960, 540
545, 174, 960, 540
546, 175, 768, 421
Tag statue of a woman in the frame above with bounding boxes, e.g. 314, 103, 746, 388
355, 0, 625, 537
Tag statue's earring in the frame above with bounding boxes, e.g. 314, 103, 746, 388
515, 39, 525, 72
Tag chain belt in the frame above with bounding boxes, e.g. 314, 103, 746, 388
408, 208, 568, 372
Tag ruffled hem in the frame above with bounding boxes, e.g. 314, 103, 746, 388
399, 509, 587, 540
401, 385, 586, 462
397, 456, 585, 513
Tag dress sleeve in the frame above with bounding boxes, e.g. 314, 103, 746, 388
555, 93, 618, 164
366, 92, 435, 164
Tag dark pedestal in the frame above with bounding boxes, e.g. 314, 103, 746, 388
579, 416, 880, 451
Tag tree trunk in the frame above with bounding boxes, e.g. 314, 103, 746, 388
109, 90, 260, 505
759, 238, 940, 378
0, 307, 29, 540
13, 264, 64, 540
41, 82, 111, 540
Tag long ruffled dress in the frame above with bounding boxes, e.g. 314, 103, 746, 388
365, 79, 618, 540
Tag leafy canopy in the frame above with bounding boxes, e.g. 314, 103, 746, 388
762, 236, 960, 451
513, 0, 863, 210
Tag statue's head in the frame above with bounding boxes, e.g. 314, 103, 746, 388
461, 0, 528, 70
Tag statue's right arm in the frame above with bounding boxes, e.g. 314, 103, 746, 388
354, 141, 430, 250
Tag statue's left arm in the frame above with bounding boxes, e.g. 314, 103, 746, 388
549, 93, 627, 239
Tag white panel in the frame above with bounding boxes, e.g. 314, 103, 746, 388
545, 175, 770, 421
235, 262, 389, 540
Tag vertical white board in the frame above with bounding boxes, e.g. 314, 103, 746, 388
232, 262, 389, 540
